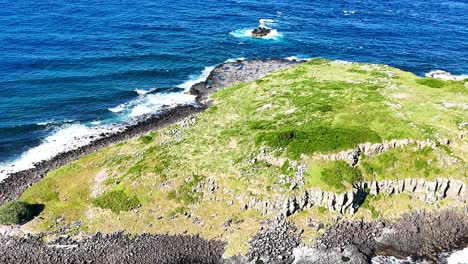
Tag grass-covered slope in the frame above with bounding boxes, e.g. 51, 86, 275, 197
19, 59, 467, 255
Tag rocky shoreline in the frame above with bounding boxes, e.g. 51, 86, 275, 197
1, 208, 465, 263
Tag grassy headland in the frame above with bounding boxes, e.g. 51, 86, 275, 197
18, 59, 467, 255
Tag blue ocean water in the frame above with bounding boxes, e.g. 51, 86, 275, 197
0, 0, 467, 177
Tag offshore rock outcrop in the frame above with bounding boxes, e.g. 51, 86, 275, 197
251, 27, 271, 37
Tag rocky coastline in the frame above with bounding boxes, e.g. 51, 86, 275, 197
0, 58, 467, 263
0, 58, 304, 205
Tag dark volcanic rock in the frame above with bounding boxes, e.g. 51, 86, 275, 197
251, 27, 271, 37
0, 233, 226, 264
247, 217, 301, 264
309, 209, 468, 263
376, 209, 468, 261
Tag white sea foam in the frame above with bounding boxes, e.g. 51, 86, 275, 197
343, 10, 356, 15
259, 18, 276, 28
285, 56, 311, 61
108, 104, 126, 113
0, 123, 122, 181
177, 66, 215, 90
135, 89, 150, 95
130, 105, 152, 118
447, 247, 468, 264
425, 70, 468, 81
225, 57, 246, 63
36, 122, 50, 126
370, 247, 468, 264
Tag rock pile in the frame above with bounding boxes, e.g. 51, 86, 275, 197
0, 232, 226, 264
296, 209, 468, 263
247, 217, 301, 264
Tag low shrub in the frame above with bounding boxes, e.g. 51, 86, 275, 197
92, 190, 140, 213
139, 135, 154, 144
0, 201, 40, 225
320, 161, 362, 191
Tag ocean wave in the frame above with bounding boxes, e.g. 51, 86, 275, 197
425, 70, 468, 81
128, 93, 196, 118
225, 57, 246, 63
108, 66, 212, 119
0, 123, 122, 180
285, 56, 311, 61
135, 88, 157, 95
258, 18, 276, 29
108, 104, 126, 113
177, 66, 215, 90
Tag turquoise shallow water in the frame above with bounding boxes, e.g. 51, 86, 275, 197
0, 0, 467, 176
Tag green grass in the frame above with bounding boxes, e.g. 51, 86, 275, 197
92, 189, 140, 213
255, 126, 381, 159
167, 175, 204, 204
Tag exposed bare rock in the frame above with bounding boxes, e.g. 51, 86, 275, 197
248, 217, 301, 264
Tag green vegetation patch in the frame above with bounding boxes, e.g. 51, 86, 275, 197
255, 126, 381, 159
92, 190, 140, 213
360, 193, 381, 219
416, 78, 446, 88
360, 147, 445, 180
416, 78, 466, 92
167, 175, 204, 204
0, 201, 41, 225
320, 161, 362, 191
139, 134, 154, 144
